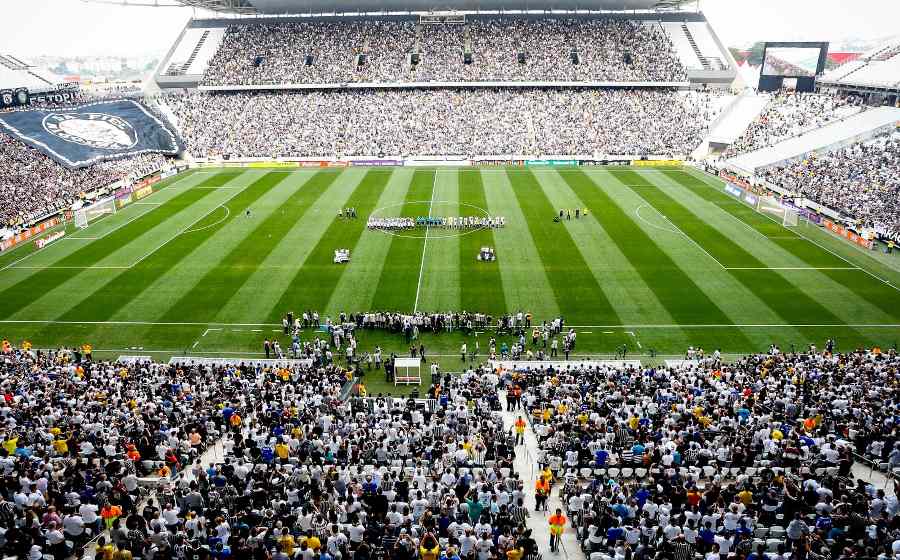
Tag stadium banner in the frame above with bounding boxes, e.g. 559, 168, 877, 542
115, 192, 134, 210
160, 168, 177, 179
297, 161, 329, 168
632, 159, 683, 167
724, 183, 744, 198
0, 99, 182, 169
176, 164, 189, 173
133, 185, 154, 201
405, 158, 470, 167
476, 159, 525, 166
349, 159, 403, 166
35, 230, 65, 250
743, 193, 759, 206
525, 159, 577, 167
0, 217, 62, 252
246, 161, 300, 168
578, 159, 630, 166
822, 219, 873, 249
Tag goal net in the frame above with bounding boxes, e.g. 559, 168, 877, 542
757, 195, 798, 227
74, 197, 116, 229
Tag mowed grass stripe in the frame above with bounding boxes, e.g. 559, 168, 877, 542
371, 170, 435, 311
613, 169, 872, 339
325, 170, 416, 315
268, 169, 394, 318
458, 169, 505, 315
665, 169, 900, 320
150, 171, 337, 328
0, 172, 238, 319
481, 170, 559, 320
563, 170, 747, 334
43, 172, 294, 332
506, 168, 619, 325
591, 168, 801, 353
416, 170, 461, 312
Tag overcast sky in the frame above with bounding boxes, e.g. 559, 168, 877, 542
0, 0, 897, 57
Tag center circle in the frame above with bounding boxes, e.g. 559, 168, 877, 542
368, 200, 492, 239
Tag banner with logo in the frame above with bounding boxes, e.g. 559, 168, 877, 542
822, 219, 873, 249
0, 217, 61, 252
0, 99, 182, 169
632, 159, 683, 167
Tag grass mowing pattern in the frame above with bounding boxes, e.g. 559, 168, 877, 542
459, 169, 505, 315
45, 171, 268, 330
370, 170, 436, 311
2, 166, 898, 360
269, 169, 393, 317
506, 168, 618, 325
665, 169, 900, 320
562, 169, 749, 347
613, 169, 872, 343
0, 178, 226, 318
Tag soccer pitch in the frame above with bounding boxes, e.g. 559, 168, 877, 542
1, 165, 899, 366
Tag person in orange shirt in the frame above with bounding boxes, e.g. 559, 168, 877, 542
548, 508, 567, 552
514, 416, 526, 445
535, 476, 550, 512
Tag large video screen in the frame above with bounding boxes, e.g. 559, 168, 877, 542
761, 44, 828, 77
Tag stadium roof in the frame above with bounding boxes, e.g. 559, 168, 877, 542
176, 0, 689, 15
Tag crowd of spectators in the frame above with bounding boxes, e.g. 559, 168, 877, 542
167, 88, 722, 159
512, 346, 900, 559
762, 131, 900, 241
201, 19, 686, 87
0, 133, 168, 228
723, 93, 864, 157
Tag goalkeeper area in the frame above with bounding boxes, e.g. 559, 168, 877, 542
74, 197, 117, 229
0, 165, 898, 373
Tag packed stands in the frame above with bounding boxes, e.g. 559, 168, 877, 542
762, 131, 900, 241
0, 130, 168, 227
821, 37, 900, 90
518, 346, 900, 559
200, 19, 687, 86
722, 92, 865, 157
2, 338, 900, 560
167, 89, 724, 158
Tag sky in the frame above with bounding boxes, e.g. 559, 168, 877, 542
0, 0, 897, 58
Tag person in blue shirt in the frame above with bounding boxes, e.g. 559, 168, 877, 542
606, 524, 624, 546
698, 522, 716, 547
595, 448, 609, 467
634, 485, 651, 509
222, 405, 234, 423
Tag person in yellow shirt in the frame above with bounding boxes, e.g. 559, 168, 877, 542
305, 533, 321, 552
419, 534, 439, 560
541, 407, 552, 423
279, 533, 295, 557
506, 547, 524, 560
737, 488, 753, 506
548, 509, 567, 552
21, 340, 31, 352
2, 435, 18, 455
535, 476, 550, 512
82, 343, 93, 361
275, 440, 290, 461
95, 537, 117, 560
53, 438, 69, 456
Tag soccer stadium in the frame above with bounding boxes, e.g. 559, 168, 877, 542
0, 0, 899, 558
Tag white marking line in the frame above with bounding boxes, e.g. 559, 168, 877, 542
633, 203, 680, 234
195, 186, 237, 189
580, 331, 592, 334
725, 266, 861, 271
0, 173, 196, 273
413, 171, 438, 313
183, 205, 230, 234
191, 341, 199, 349
201, 328, 222, 337
65, 237, 99, 240
133, 202, 163, 205
627, 187, 726, 270
690, 168, 900, 292
124, 181, 253, 269
2, 318, 899, 329
9, 266, 130, 269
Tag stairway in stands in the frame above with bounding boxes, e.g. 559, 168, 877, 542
179, 30, 211, 75
680, 24, 711, 70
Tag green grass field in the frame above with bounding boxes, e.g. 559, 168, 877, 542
2, 165, 899, 376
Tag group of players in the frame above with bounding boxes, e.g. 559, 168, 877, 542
367, 215, 507, 230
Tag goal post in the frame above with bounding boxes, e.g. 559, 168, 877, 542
757, 195, 798, 227
74, 197, 116, 229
